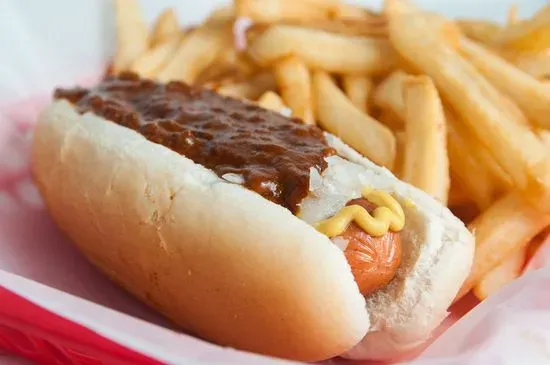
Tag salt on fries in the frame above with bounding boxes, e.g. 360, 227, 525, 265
401, 76, 449, 204
110, 0, 550, 302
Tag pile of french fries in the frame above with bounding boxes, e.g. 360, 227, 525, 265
110, 0, 550, 302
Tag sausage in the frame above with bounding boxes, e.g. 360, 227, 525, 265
337, 198, 402, 296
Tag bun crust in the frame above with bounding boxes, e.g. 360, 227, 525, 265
31, 100, 370, 362
32, 100, 474, 362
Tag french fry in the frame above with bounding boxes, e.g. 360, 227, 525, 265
129, 33, 183, 78
448, 176, 471, 207
456, 20, 502, 45
150, 8, 180, 46
393, 130, 405, 177
112, 0, 149, 73
492, 5, 550, 52
236, 0, 336, 23
313, 71, 396, 168
473, 245, 526, 300
446, 107, 514, 190
401, 76, 449, 204
156, 20, 231, 83
273, 18, 388, 37
217, 72, 277, 100
507, 4, 519, 25
248, 25, 397, 75
456, 191, 550, 300
273, 56, 314, 124
236, 0, 380, 23
450, 202, 480, 225
446, 115, 499, 210
342, 75, 373, 114
387, 3, 550, 204
460, 38, 550, 129
373, 70, 409, 123
257, 91, 289, 113
539, 129, 550, 149
512, 52, 550, 79
376, 110, 403, 131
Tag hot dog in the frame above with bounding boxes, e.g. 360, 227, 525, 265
31, 73, 474, 362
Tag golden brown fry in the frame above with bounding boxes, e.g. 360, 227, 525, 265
273, 18, 388, 37
236, 0, 332, 23
539, 129, 550, 149
511, 52, 550, 79
456, 20, 502, 44
473, 245, 526, 300
236, 0, 380, 23
150, 8, 180, 46
401, 76, 449, 204
373, 70, 409, 123
456, 191, 550, 300
273, 56, 314, 124
313, 71, 396, 168
112, 0, 149, 73
129, 33, 182, 78
393, 130, 405, 177
507, 4, 519, 25
248, 25, 397, 75
257, 91, 289, 113
387, 3, 550, 203
492, 5, 550, 52
460, 38, 550, 129
342, 75, 373, 114
156, 19, 231, 84
217, 72, 277, 100
448, 177, 471, 207
446, 115, 499, 210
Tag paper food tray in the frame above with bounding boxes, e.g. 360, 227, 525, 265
1, 0, 550, 364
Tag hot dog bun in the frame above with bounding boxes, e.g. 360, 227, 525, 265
31, 100, 474, 362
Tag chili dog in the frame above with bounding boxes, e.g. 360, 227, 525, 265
31, 73, 474, 362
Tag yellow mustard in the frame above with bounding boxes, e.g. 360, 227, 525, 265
314, 187, 405, 238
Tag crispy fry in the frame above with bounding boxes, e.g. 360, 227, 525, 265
460, 38, 550, 129
456, 20, 502, 44
456, 191, 550, 300
373, 70, 409, 123
376, 110, 403, 131
217, 72, 277, 100
150, 8, 180, 46
448, 177, 471, 207
248, 25, 397, 75
511, 52, 550, 79
492, 5, 550, 52
273, 56, 314, 124
446, 115, 499, 210
257, 91, 289, 113
129, 33, 183, 78
236, 0, 335, 23
401, 76, 449, 204
507, 4, 519, 25
112, 0, 149, 73
313, 71, 396, 168
393, 130, 405, 177
539, 129, 550, 148
156, 20, 231, 83
387, 3, 550, 203
342, 75, 373, 114
473, 245, 526, 300
236, 0, 380, 23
